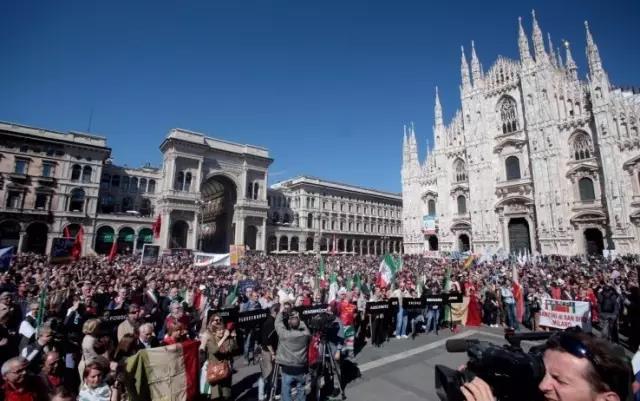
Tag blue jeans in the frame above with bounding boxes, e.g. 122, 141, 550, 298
425, 308, 440, 333
505, 303, 519, 330
281, 372, 305, 401
396, 307, 408, 336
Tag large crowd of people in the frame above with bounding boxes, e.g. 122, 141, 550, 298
0, 250, 638, 401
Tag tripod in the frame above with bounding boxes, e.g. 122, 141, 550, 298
313, 338, 346, 401
268, 362, 280, 401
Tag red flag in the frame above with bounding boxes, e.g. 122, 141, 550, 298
108, 239, 118, 263
152, 215, 162, 239
71, 226, 84, 261
63, 226, 71, 238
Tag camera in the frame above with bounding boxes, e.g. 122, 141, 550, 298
435, 332, 551, 401
308, 312, 336, 334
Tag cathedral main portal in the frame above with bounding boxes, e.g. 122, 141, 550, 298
508, 217, 531, 254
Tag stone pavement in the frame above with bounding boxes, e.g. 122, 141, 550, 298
231, 326, 518, 401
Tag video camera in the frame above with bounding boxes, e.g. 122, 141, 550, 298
435, 332, 552, 401
307, 312, 337, 335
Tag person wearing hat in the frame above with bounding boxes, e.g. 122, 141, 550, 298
275, 309, 310, 401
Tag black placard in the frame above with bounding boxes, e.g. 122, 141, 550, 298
389, 297, 399, 310
402, 297, 425, 310
295, 304, 329, 322
236, 309, 268, 328
101, 310, 128, 333
365, 301, 390, 315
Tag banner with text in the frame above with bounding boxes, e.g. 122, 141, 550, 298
539, 298, 592, 331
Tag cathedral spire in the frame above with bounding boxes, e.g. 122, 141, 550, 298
548, 33, 557, 67
470, 40, 482, 87
409, 122, 419, 169
460, 45, 471, 90
564, 40, 578, 80
556, 46, 563, 68
434, 86, 443, 128
585, 21, 603, 76
518, 16, 533, 65
531, 10, 547, 63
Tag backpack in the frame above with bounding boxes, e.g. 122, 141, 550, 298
600, 288, 617, 314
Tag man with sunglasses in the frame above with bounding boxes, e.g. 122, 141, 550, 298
460, 331, 632, 401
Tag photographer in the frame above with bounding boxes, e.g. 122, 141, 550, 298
459, 331, 633, 401
275, 309, 310, 401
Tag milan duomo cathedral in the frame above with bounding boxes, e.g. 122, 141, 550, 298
401, 11, 640, 257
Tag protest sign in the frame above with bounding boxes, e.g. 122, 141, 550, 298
539, 298, 592, 331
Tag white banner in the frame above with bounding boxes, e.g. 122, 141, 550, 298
193, 252, 230, 267
539, 298, 592, 331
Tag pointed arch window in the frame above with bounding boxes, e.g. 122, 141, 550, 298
579, 177, 596, 201
454, 159, 467, 182
505, 156, 521, 180
572, 132, 593, 161
498, 96, 518, 134
457, 195, 467, 215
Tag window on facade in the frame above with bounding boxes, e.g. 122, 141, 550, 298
140, 198, 151, 216
122, 176, 130, 192
140, 178, 147, 193
283, 214, 290, 224
71, 165, 82, 181
42, 162, 54, 178
331, 221, 336, 230
272, 212, 280, 224
307, 213, 313, 229
572, 133, 593, 160
498, 96, 518, 134
340, 222, 344, 231
14, 159, 28, 175
505, 156, 521, 180
457, 195, 467, 215
101, 174, 111, 189
454, 159, 467, 182
246, 183, 253, 199
253, 183, 259, 200
69, 188, 85, 212
428, 199, 436, 216
579, 177, 596, 201
322, 220, 326, 230
349, 222, 353, 231
148, 179, 156, 193
357, 223, 361, 232
35, 193, 48, 209
6, 191, 21, 208
100, 195, 114, 213
111, 175, 120, 188
82, 166, 92, 183
130, 177, 138, 193
174, 172, 184, 191
364, 223, 369, 232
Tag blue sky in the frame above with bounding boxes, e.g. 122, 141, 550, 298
1, 1, 638, 193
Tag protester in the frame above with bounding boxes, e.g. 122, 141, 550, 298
275, 310, 310, 401
1, 356, 48, 401
78, 358, 120, 401
205, 322, 237, 401
258, 303, 279, 401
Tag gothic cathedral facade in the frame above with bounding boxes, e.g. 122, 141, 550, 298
402, 12, 640, 256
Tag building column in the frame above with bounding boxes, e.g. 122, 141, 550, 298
234, 216, 245, 246
159, 209, 171, 249
359, 239, 363, 255
276, 235, 281, 251
259, 218, 267, 252
17, 229, 26, 254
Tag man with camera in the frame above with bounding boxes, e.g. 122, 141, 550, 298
459, 331, 632, 401
275, 309, 310, 401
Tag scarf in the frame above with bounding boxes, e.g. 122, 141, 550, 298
78, 383, 111, 401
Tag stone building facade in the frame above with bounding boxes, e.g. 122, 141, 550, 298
402, 12, 640, 256
266, 176, 403, 254
0, 121, 111, 255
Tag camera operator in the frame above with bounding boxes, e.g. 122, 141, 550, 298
258, 303, 279, 401
275, 309, 310, 401
459, 331, 633, 401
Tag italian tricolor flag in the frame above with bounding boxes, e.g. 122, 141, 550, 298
126, 340, 200, 401
377, 254, 401, 288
